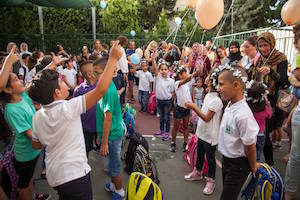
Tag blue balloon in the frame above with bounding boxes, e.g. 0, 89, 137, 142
175, 17, 182, 26
130, 53, 140, 65
100, 0, 107, 9
130, 30, 136, 37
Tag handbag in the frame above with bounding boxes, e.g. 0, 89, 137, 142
276, 89, 298, 113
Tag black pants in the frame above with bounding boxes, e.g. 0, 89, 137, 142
196, 138, 216, 179
264, 118, 274, 166
220, 156, 250, 200
54, 173, 93, 200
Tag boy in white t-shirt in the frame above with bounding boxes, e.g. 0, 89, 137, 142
27, 42, 122, 200
184, 73, 223, 195
216, 64, 259, 200
62, 59, 77, 95
134, 59, 154, 112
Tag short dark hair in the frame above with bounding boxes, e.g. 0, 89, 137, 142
89, 53, 101, 61
27, 69, 59, 105
117, 35, 128, 47
219, 64, 248, 90
293, 23, 300, 48
93, 56, 109, 70
21, 53, 31, 60
246, 36, 258, 47
40, 55, 52, 69
79, 60, 94, 78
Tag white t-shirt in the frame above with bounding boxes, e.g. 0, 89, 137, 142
196, 92, 223, 145
62, 68, 77, 89
218, 99, 259, 158
135, 70, 154, 92
155, 74, 175, 100
18, 65, 30, 84
32, 96, 91, 187
117, 47, 129, 74
175, 79, 194, 108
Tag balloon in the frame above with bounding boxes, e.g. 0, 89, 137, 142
175, 17, 182, 26
135, 48, 143, 58
195, 0, 224, 30
130, 53, 140, 65
188, 0, 198, 9
100, 0, 107, 9
130, 30, 136, 37
281, 0, 300, 25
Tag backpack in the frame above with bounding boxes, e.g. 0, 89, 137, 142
0, 144, 18, 200
183, 135, 209, 174
123, 110, 135, 137
125, 132, 149, 174
122, 103, 136, 117
126, 172, 163, 200
238, 163, 284, 200
148, 92, 157, 115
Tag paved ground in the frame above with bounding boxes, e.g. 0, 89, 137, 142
33, 86, 292, 199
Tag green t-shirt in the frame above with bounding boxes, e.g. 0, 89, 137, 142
5, 93, 41, 162
96, 83, 123, 141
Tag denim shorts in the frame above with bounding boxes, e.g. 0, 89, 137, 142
104, 138, 122, 177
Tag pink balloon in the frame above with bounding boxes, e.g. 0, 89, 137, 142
135, 48, 143, 59
281, 0, 300, 25
195, 0, 224, 30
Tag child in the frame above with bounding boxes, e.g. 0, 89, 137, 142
193, 78, 204, 109
27, 42, 122, 200
62, 58, 77, 96
216, 64, 259, 200
184, 73, 223, 195
171, 67, 198, 152
94, 58, 125, 200
152, 55, 175, 140
134, 59, 154, 112
246, 81, 272, 161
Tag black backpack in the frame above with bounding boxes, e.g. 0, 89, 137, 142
125, 132, 148, 174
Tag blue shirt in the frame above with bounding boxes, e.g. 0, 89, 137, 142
73, 80, 97, 133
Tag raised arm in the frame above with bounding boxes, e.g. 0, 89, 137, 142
185, 102, 215, 122
0, 46, 19, 91
152, 52, 159, 77
85, 41, 122, 110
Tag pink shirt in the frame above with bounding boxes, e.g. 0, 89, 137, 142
253, 106, 272, 133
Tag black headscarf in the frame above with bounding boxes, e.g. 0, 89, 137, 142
228, 41, 242, 63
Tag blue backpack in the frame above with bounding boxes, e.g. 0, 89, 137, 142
238, 163, 284, 200
123, 110, 135, 137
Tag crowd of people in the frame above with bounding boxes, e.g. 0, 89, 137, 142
0, 23, 299, 200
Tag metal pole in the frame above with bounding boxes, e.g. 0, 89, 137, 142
92, 7, 96, 40
38, 6, 45, 51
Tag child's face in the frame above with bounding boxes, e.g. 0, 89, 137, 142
142, 63, 148, 72
66, 60, 73, 69
196, 80, 203, 87
294, 68, 300, 81
93, 65, 104, 78
8, 73, 25, 95
178, 71, 187, 80
159, 64, 169, 78
217, 71, 240, 101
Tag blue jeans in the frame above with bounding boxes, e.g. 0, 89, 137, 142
157, 99, 172, 132
138, 90, 149, 112
104, 138, 122, 177
285, 104, 300, 194
256, 134, 265, 161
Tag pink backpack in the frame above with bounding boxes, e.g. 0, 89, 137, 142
184, 135, 209, 174
147, 92, 157, 115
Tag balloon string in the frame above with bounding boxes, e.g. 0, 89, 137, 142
201, 30, 206, 44
167, 9, 190, 43
173, 26, 179, 44
181, 9, 190, 21
165, 28, 177, 42
203, 0, 236, 63
183, 22, 198, 47
186, 23, 198, 47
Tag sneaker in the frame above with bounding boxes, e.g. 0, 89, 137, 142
184, 168, 203, 181
162, 132, 170, 141
182, 141, 187, 152
105, 182, 116, 193
111, 192, 124, 200
34, 193, 51, 200
170, 142, 176, 152
203, 177, 215, 195
154, 130, 163, 137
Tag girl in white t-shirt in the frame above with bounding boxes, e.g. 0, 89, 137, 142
152, 57, 175, 140
184, 74, 223, 195
171, 67, 198, 153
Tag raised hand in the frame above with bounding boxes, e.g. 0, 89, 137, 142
6, 45, 19, 65
109, 40, 122, 62
50, 52, 69, 66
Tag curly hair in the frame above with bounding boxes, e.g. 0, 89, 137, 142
293, 23, 300, 49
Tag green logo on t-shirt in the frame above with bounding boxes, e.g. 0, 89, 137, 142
226, 125, 231, 134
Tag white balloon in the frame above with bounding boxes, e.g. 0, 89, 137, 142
175, 17, 182, 26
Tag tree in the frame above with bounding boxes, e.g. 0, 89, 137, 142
153, 9, 169, 35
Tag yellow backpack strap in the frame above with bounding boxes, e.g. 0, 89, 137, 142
261, 180, 273, 200
127, 173, 142, 200
135, 175, 152, 199
261, 163, 272, 178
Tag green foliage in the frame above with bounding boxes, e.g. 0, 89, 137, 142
153, 9, 169, 35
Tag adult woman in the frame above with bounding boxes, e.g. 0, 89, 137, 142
188, 43, 211, 82
227, 41, 243, 64
82, 46, 90, 61
213, 45, 229, 68
93, 39, 104, 57
253, 32, 289, 166
145, 40, 158, 71
241, 36, 260, 77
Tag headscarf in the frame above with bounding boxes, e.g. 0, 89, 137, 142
191, 43, 211, 82
228, 41, 242, 63
254, 32, 288, 95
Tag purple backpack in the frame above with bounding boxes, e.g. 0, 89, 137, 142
0, 144, 18, 200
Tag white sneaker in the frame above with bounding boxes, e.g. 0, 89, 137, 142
184, 168, 203, 181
